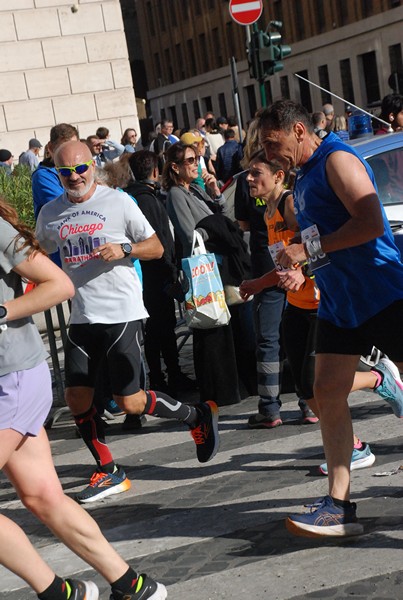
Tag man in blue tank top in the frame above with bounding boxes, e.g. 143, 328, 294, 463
258, 100, 403, 538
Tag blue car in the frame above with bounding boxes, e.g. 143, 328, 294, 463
350, 131, 403, 251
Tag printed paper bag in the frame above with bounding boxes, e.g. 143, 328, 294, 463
181, 252, 231, 329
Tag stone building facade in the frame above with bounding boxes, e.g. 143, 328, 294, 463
0, 0, 139, 159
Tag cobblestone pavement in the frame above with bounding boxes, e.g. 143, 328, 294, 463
0, 332, 402, 599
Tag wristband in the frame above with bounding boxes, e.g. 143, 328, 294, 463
304, 237, 323, 259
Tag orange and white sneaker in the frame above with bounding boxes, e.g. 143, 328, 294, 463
190, 400, 219, 463
76, 466, 131, 503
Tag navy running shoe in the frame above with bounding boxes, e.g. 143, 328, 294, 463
286, 495, 364, 538
76, 466, 131, 503
191, 400, 219, 463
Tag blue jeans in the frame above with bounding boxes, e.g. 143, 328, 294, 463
253, 287, 285, 418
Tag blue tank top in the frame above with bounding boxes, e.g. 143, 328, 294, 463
294, 132, 403, 327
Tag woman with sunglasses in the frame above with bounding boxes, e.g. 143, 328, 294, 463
121, 128, 138, 153
163, 142, 249, 407
163, 142, 224, 257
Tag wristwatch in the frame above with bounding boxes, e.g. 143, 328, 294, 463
120, 242, 132, 257
0, 305, 8, 325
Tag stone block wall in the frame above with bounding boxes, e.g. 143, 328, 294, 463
0, 0, 139, 159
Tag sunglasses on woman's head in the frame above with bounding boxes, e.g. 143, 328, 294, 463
56, 160, 93, 177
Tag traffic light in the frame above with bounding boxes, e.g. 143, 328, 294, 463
248, 22, 291, 82
247, 29, 262, 81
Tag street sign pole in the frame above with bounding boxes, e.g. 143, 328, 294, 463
230, 56, 244, 144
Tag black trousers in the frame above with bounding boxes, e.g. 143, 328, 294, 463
143, 286, 180, 382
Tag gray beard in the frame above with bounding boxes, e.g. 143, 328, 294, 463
65, 178, 94, 199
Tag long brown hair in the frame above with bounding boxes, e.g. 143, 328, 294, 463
0, 197, 44, 256
161, 142, 196, 191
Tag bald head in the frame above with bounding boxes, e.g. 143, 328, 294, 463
54, 140, 93, 167
54, 141, 96, 202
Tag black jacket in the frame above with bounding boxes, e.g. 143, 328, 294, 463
196, 213, 251, 286
124, 181, 177, 287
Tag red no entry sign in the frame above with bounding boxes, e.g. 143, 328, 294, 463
229, 0, 263, 26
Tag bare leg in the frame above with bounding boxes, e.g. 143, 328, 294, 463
351, 371, 377, 392
314, 353, 360, 501
0, 515, 55, 593
4, 428, 129, 583
0, 429, 55, 593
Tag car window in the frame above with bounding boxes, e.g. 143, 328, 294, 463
367, 148, 403, 207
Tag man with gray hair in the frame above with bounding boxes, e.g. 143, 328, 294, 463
35, 140, 219, 504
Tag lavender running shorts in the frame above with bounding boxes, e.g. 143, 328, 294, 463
0, 361, 53, 436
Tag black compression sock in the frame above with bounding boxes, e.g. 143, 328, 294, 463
331, 496, 352, 508
38, 575, 68, 600
144, 390, 198, 428
111, 567, 139, 595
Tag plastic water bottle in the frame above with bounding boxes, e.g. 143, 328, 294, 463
348, 109, 373, 140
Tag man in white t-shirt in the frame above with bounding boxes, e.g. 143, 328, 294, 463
36, 141, 219, 503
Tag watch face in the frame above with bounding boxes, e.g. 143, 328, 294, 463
122, 243, 132, 256
0, 306, 7, 319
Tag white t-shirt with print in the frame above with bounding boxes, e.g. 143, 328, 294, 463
36, 185, 155, 324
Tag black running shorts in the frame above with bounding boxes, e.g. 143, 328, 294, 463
315, 299, 403, 361
65, 321, 143, 396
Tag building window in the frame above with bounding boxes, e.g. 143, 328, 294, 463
280, 75, 290, 99
182, 103, 190, 130
193, 99, 201, 120
273, 0, 283, 23
389, 43, 403, 75
336, 0, 349, 25
359, 50, 380, 105
226, 22, 236, 57
318, 65, 331, 104
169, 106, 177, 128
187, 39, 197, 75
340, 58, 355, 104
208, 0, 215, 8
146, 2, 155, 36
199, 34, 209, 71
154, 53, 162, 83
176, 44, 185, 80
361, 0, 373, 17
294, 2, 305, 41
314, 0, 326, 33
218, 93, 227, 117
169, 1, 177, 28
160, 108, 166, 120
195, 0, 202, 16
202, 96, 213, 113
212, 28, 223, 68
296, 70, 312, 112
159, 4, 166, 33
244, 85, 257, 120
164, 49, 173, 84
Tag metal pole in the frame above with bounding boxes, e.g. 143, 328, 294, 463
230, 56, 244, 144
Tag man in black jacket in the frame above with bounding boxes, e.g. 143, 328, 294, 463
125, 151, 196, 395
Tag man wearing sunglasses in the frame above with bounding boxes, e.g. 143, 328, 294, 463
35, 140, 220, 503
